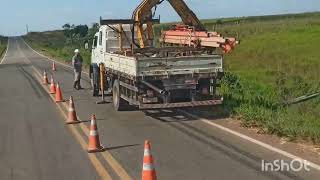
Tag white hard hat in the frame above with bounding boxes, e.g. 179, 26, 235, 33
74, 49, 79, 53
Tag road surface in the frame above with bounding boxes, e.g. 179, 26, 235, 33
0, 37, 319, 179
0, 38, 99, 179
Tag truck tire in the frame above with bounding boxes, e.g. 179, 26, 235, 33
112, 80, 125, 111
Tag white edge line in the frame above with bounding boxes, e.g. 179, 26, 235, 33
20, 37, 89, 75
20, 36, 320, 171
0, 38, 10, 64
179, 110, 320, 171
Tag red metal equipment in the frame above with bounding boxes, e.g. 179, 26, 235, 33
160, 25, 239, 53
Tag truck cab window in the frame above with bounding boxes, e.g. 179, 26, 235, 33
99, 31, 103, 46
93, 36, 98, 48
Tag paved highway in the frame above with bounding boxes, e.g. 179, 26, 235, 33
0, 37, 319, 179
0, 38, 99, 179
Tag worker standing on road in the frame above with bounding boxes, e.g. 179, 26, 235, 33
72, 49, 83, 90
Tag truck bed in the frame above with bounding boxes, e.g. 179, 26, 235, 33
102, 53, 223, 78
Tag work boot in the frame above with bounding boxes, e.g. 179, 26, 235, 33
73, 81, 78, 90
77, 80, 84, 90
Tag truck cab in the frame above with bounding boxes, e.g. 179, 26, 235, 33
92, 24, 143, 61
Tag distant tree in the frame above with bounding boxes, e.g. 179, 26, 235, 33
73, 25, 89, 38
216, 19, 223, 25
91, 23, 99, 32
62, 23, 71, 38
88, 23, 99, 37
62, 22, 98, 48
62, 23, 71, 29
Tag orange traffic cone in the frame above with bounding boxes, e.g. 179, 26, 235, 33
43, 70, 49, 85
52, 61, 56, 71
55, 82, 64, 103
87, 115, 104, 153
66, 96, 80, 124
142, 140, 157, 180
49, 75, 56, 94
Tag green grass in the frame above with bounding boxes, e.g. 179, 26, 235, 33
207, 13, 320, 143
24, 31, 92, 69
25, 12, 320, 143
0, 36, 8, 59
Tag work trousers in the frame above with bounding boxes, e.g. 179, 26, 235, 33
74, 70, 82, 88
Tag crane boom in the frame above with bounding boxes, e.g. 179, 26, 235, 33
132, 0, 238, 52
133, 0, 206, 48
167, 0, 206, 31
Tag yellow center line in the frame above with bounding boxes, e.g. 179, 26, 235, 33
70, 125, 112, 180
77, 122, 133, 180
60, 97, 133, 180
30, 58, 133, 180
18, 43, 113, 179
30, 68, 112, 180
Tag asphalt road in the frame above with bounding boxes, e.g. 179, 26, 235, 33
0, 38, 99, 180
0, 37, 319, 180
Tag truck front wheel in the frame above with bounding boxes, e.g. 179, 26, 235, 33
112, 80, 125, 111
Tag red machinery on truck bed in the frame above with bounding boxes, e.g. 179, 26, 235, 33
160, 24, 238, 53
133, 0, 238, 53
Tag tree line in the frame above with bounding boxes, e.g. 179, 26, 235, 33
62, 23, 99, 48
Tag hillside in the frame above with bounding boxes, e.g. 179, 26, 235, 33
24, 12, 320, 143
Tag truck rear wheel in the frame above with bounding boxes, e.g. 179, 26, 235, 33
112, 80, 125, 111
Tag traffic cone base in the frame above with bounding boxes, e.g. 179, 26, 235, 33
66, 120, 81, 124
87, 131, 104, 153
43, 78, 49, 85
87, 115, 104, 153
88, 144, 104, 153
43, 70, 49, 85
88, 148, 104, 153
50, 85, 56, 94
66, 109, 81, 124
66, 96, 81, 124
55, 83, 64, 103
50, 76, 56, 94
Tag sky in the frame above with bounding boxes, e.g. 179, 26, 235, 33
0, 0, 320, 36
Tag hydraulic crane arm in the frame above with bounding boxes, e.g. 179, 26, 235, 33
132, 0, 160, 48
133, 0, 206, 48
167, 0, 206, 31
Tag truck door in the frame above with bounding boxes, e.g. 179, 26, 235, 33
91, 35, 98, 63
93, 31, 104, 63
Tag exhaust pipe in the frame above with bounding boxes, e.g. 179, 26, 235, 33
141, 80, 167, 95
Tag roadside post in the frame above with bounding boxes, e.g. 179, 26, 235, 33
96, 63, 108, 104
